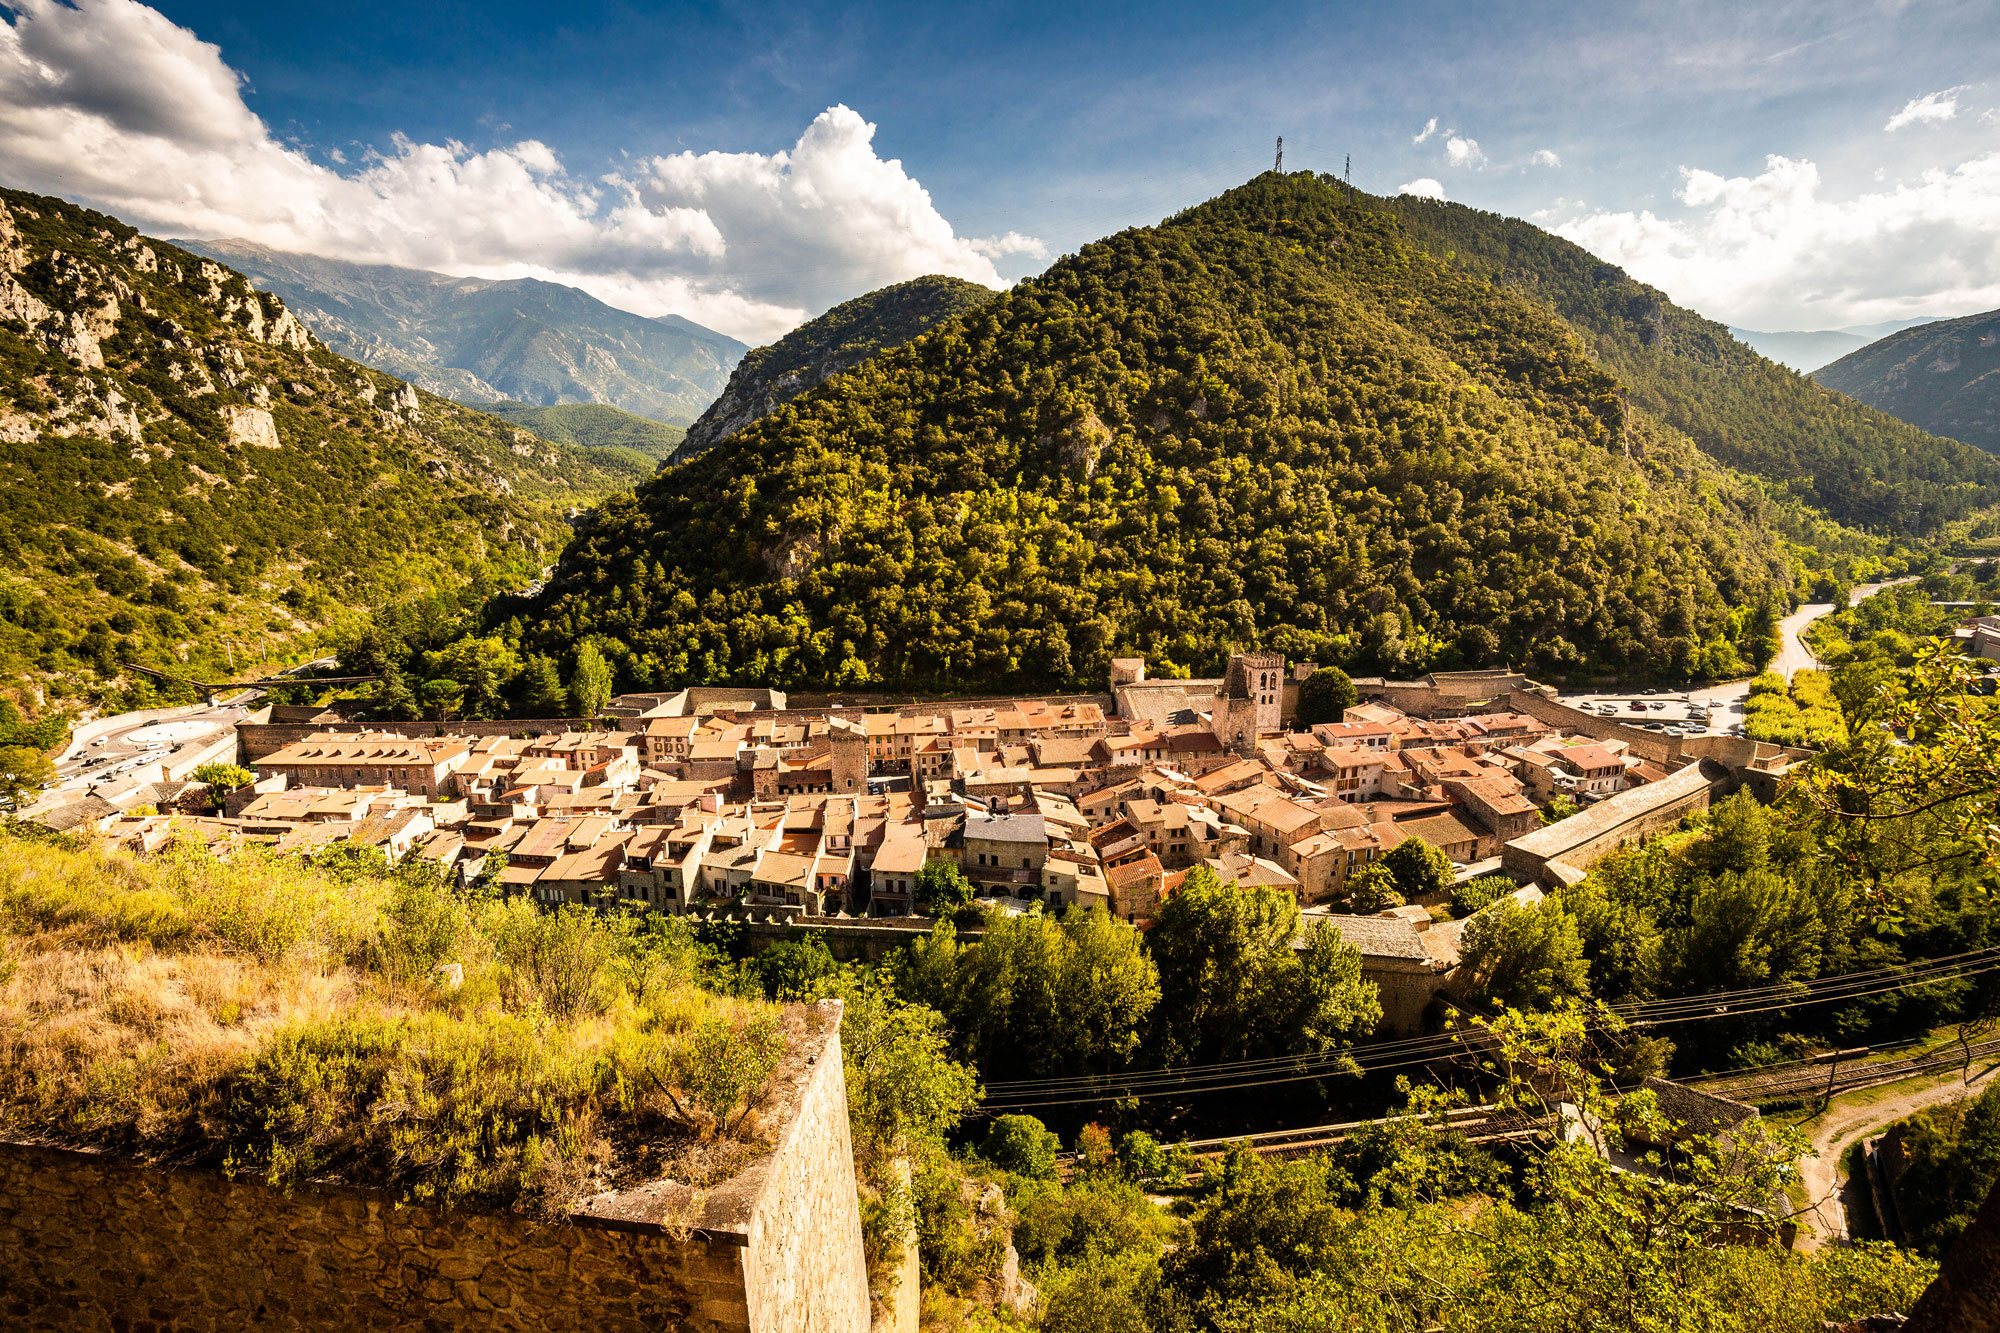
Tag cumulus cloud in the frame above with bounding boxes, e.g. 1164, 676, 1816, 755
1555, 152, 2000, 327
0, 0, 1029, 341
1530, 149, 1562, 168
1398, 178, 1446, 200
1413, 117, 1438, 144
1445, 135, 1485, 168
1885, 87, 1965, 131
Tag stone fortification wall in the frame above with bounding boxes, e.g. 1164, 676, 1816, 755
0, 1004, 869, 1333
1501, 759, 1731, 886
238, 717, 624, 761
1503, 688, 1680, 764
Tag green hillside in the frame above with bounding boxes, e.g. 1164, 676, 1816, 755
479, 401, 687, 463
1815, 309, 2000, 454
506, 173, 1987, 697
1379, 197, 2000, 532
673, 274, 997, 460
0, 187, 645, 713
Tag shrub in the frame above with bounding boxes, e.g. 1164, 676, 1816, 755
983, 1113, 1061, 1179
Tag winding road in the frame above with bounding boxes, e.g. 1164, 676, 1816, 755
1791, 1060, 1998, 1251
1686, 577, 1917, 732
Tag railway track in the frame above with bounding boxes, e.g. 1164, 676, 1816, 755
1128, 1037, 2000, 1168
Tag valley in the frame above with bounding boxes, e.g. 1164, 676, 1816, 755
3, 30, 2000, 1324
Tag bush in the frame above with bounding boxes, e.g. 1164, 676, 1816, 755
982, 1113, 1061, 1179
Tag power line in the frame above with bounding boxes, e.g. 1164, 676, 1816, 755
976, 949, 2000, 1111
981, 946, 2000, 1096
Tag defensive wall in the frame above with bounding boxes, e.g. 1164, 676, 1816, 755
1500, 759, 1733, 887
697, 911, 982, 964
1502, 687, 1680, 763
0, 1003, 870, 1333
237, 716, 620, 762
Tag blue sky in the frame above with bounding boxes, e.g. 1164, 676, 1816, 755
3, 0, 1998, 338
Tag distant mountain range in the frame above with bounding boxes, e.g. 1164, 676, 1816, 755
1815, 309, 2000, 453
1729, 318, 1940, 373
174, 240, 747, 425
674, 274, 996, 461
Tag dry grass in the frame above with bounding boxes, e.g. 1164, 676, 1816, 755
0, 828, 795, 1213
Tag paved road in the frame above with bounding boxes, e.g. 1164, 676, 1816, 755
1683, 577, 1917, 732
37, 695, 255, 808
1791, 1061, 1997, 1251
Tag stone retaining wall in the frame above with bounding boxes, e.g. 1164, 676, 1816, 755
0, 1003, 869, 1332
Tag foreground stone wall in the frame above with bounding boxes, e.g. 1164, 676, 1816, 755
0, 1002, 869, 1333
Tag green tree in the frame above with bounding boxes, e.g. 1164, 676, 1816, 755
1295, 667, 1357, 727
0, 744, 55, 809
1662, 867, 1822, 996
896, 907, 1159, 1079
750, 935, 838, 1000
913, 858, 975, 916
521, 652, 568, 716
1894, 1084, 2000, 1257
1343, 862, 1404, 913
1458, 899, 1591, 1011
568, 641, 614, 718
1147, 868, 1380, 1064
983, 1113, 1061, 1179
1381, 836, 1455, 901
192, 761, 256, 812
1540, 792, 1581, 825
425, 635, 522, 719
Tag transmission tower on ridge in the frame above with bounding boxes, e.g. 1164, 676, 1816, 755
1274, 136, 1283, 173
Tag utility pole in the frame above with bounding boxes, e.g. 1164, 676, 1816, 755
1274, 136, 1283, 173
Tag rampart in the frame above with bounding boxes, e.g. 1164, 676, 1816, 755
237, 716, 623, 762
1501, 759, 1733, 886
0, 1003, 870, 1332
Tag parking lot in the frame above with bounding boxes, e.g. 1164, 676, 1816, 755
1554, 690, 1741, 737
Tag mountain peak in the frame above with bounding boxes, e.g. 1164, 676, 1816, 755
170, 241, 747, 426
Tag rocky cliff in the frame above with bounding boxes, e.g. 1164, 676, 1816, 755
0, 187, 642, 709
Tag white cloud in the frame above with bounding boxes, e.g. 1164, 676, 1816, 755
1885, 87, 1965, 131
1445, 135, 1485, 168
1412, 117, 1438, 145
0, 0, 1030, 341
1530, 149, 1562, 168
1555, 152, 2000, 327
1398, 178, 1446, 200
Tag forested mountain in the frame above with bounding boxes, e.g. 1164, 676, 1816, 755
174, 240, 747, 425
511, 173, 1997, 698
672, 274, 996, 460
479, 401, 687, 462
1377, 198, 2000, 533
1815, 309, 2000, 453
0, 187, 643, 712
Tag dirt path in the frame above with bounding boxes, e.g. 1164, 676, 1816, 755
1788, 1061, 1998, 1251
